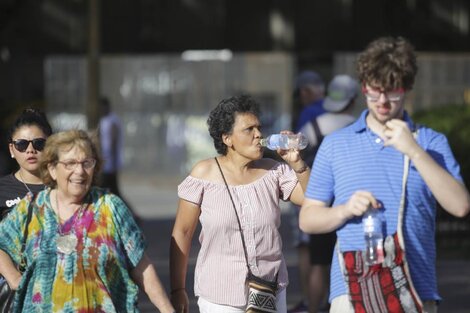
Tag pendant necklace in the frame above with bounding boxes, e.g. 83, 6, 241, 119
18, 171, 33, 197
55, 191, 86, 255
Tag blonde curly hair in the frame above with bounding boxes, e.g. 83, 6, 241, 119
40, 129, 102, 188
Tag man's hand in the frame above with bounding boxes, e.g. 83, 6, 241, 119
383, 119, 421, 157
342, 191, 380, 220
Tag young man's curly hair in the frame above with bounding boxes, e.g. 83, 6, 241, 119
357, 36, 418, 91
207, 95, 260, 155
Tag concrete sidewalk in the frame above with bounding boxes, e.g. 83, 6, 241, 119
120, 175, 470, 313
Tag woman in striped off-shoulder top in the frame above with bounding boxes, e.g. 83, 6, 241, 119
170, 95, 311, 313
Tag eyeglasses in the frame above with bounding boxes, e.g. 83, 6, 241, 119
11, 138, 47, 152
362, 87, 405, 102
57, 158, 96, 171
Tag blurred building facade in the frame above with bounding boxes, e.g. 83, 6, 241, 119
45, 53, 294, 176
1, 0, 470, 106
1, 0, 470, 175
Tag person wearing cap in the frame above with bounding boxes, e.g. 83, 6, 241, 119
299, 37, 470, 312
298, 74, 358, 313
300, 74, 358, 165
288, 70, 326, 313
294, 71, 326, 132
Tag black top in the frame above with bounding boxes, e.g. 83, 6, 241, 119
0, 173, 45, 219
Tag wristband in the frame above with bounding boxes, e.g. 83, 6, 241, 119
293, 164, 309, 174
170, 288, 185, 294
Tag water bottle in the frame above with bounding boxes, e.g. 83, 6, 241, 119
260, 133, 308, 150
363, 207, 384, 265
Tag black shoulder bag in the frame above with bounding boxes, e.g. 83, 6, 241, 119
215, 158, 278, 313
0, 194, 35, 313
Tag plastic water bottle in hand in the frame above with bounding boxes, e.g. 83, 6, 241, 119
363, 207, 384, 265
260, 133, 308, 150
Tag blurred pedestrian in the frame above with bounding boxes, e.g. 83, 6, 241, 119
298, 74, 359, 313
288, 70, 326, 313
170, 95, 311, 313
0, 129, 175, 312
98, 97, 124, 196
294, 70, 326, 133
0, 108, 52, 219
98, 97, 140, 224
300, 36, 470, 313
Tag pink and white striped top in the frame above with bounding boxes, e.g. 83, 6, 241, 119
177, 162, 298, 306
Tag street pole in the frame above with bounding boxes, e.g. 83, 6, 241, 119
87, 0, 100, 130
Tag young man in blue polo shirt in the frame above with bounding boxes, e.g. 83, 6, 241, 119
299, 37, 470, 313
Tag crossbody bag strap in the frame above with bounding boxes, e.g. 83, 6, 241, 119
18, 193, 36, 272
395, 132, 423, 309
397, 130, 418, 247
396, 154, 410, 247
214, 157, 252, 274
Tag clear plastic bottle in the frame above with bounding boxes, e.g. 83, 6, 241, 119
260, 133, 308, 150
362, 207, 384, 265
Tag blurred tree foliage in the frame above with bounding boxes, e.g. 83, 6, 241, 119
413, 104, 470, 187
413, 104, 470, 259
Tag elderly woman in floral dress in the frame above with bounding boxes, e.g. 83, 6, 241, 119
0, 129, 175, 313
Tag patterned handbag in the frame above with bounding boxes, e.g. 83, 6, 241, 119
0, 194, 35, 313
338, 155, 423, 313
215, 158, 278, 313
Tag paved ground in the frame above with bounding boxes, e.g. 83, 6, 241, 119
120, 174, 470, 313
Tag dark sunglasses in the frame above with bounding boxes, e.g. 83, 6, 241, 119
11, 138, 47, 152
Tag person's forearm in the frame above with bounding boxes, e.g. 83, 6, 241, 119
0, 250, 22, 289
408, 146, 470, 217
299, 203, 348, 234
169, 205, 198, 313
292, 161, 311, 193
132, 254, 174, 313
169, 232, 192, 292
384, 119, 470, 217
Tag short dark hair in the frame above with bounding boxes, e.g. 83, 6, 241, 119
207, 95, 260, 155
357, 36, 418, 91
9, 108, 53, 140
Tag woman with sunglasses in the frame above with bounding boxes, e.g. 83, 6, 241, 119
0, 108, 52, 220
0, 129, 175, 312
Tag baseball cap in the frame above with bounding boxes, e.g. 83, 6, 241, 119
323, 75, 359, 112
295, 70, 324, 90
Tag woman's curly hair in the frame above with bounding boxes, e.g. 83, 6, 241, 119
357, 36, 418, 91
207, 95, 260, 155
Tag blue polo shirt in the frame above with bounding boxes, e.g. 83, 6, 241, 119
305, 109, 463, 302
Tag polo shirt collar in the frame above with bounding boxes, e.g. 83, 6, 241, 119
353, 109, 416, 133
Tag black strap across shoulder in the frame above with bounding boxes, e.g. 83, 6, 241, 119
214, 157, 278, 282
214, 157, 252, 273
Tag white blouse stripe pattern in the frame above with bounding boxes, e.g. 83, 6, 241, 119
178, 162, 298, 306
